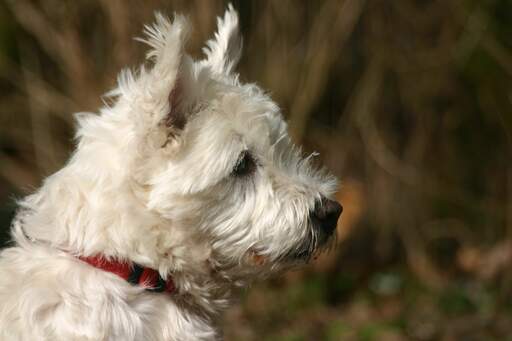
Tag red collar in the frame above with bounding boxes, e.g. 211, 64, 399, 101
78, 255, 176, 294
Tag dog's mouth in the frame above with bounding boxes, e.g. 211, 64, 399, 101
286, 221, 339, 262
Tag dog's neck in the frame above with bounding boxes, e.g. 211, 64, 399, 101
15, 209, 237, 317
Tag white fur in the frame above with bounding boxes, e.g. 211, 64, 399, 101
0, 6, 337, 341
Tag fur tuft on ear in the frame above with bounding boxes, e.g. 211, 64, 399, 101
137, 13, 190, 76
201, 4, 242, 75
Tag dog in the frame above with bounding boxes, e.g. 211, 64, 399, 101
0, 5, 342, 340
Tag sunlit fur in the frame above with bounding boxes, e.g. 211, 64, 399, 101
0, 5, 337, 340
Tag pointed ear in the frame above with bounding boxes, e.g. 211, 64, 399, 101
201, 4, 242, 75
132, 13, 195, 135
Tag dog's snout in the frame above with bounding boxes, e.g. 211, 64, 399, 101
311, 197, 342, 234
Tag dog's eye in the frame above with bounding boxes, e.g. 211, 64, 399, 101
233, 151, 256, 177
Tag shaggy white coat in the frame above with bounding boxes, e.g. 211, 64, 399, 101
0, 5, 337, 340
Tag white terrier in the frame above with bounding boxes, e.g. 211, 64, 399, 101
0, 5, 342, 340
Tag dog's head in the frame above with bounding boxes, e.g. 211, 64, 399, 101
49, 6, 341, 278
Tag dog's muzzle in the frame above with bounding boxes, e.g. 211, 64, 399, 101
310, 197, 342, 244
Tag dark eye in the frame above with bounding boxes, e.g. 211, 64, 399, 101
232, 151, 256, 177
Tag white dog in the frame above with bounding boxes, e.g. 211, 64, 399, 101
0, 5, 342, 340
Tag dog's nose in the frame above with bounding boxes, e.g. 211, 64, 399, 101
310, 197, 342, 235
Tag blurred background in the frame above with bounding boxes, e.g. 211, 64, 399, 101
0, 0, 511, 340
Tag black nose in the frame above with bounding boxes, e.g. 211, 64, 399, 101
310, 197, 342, 235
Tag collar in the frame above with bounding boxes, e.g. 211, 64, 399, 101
78, 255, 176, 294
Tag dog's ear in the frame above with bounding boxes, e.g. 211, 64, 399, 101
124, 13, 194, 135
201, 4, 242, 75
